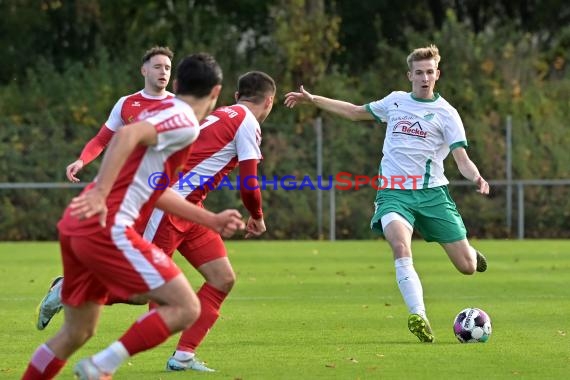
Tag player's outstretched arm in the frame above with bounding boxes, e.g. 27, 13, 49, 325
284, 85, 374, 121
283, 85, 315, 107
451, 147, 489, 195
155, 188, 245, 237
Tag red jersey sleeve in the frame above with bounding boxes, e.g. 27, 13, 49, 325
239, 159, 263, 219
78, 125, 115, 165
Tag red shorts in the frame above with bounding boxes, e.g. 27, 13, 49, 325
59, 226, 182, 307
145, 210, 227, 268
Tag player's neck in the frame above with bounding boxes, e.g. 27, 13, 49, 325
411, 91, 438, 101
179, 95, 211, 121
238, 100, 263, 121
143, 87, 167, 97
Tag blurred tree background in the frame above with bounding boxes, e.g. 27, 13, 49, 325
1, 0, 569, 240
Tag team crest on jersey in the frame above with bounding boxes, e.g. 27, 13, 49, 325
423, 112, 435, 121
392, 120, 427, 138
132, 101, 141, 107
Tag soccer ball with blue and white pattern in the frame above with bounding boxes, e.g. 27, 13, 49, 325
453, 308, 492, 343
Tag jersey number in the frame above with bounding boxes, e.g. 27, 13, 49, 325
199, 115, 220, 130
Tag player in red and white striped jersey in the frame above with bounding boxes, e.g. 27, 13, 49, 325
142, 71, 276, 372
66, 46, 175, 182
23, 53, 245, 380
33, 71, 275, 373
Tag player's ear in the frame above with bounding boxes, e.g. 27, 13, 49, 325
141, 64, 147, 77
234, 91, 240, 102
407, 71, 412, 81
210, 84, 222, 99
265, 95, 274, 109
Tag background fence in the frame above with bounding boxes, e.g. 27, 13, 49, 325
2, 179, 569, 241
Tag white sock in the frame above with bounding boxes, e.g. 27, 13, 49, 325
394, 257, 426, 318
173, 350, 195, 361
92, 341, 130, 374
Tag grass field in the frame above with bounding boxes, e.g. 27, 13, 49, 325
1, 240, 569, 379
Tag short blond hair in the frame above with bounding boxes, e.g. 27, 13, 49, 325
406, 44, 440, 70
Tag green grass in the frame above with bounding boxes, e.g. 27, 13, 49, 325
1, 240, 569, 379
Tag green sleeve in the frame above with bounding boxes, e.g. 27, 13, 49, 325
449, 141, 468, 151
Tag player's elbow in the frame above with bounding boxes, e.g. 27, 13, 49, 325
345, 105, 370, 121
345, 107, 361, 121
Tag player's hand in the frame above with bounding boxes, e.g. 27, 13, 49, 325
66, 159, 84, 183
214, 209, 245, 238
69, 188, 108, 227
284, 85, 314, 108
474, 176, 489, 195
245, 216, 266, 239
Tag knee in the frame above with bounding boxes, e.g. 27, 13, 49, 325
207, 271, 236, 294
218, 272, 236, 293
177, 297, 201, 330
390, 241, 410, 257
444, 241, 477, 275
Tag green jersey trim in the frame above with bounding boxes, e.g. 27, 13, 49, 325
423, 159, 432, 189
449, 141, 468, 151
410, 92, 440, 102
365, 103, 383, 123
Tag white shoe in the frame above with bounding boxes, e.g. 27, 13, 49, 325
35, 276, 63, 330
166, 354, 215, 372
73, 358, 112, 380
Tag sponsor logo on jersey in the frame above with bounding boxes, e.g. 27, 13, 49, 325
392, 120, 427, 138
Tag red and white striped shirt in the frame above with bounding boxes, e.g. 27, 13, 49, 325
105, 90, 175, 131
59, 98, 199, 236
79, 90, 175, 165
142, 104, 263, 239
175, 104, 262, 203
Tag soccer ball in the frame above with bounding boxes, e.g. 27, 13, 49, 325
453, 307, 492, 343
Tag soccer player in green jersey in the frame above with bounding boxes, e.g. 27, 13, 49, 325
284, 44, 489, 343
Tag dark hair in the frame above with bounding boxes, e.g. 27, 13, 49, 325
236, 71, 276, 104
175, 53, 223, 97
142, 46, 174, 64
